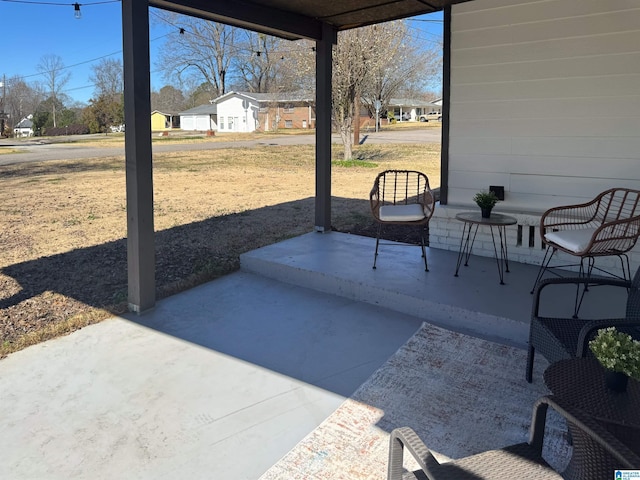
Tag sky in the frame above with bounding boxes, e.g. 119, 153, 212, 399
0, 0, 442, 105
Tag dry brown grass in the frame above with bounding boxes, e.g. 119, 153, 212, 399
0, 141, 440, 357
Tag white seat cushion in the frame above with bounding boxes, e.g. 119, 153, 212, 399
379, 204, 426, 222
544, 227, 597, 253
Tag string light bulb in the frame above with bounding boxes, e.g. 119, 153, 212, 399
73, 2, 81, 19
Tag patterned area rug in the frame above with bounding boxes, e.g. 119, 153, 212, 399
260, 322, 570, 479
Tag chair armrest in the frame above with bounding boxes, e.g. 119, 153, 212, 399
540, 198, 600, 231
388, 427, 440, 480
531, 276, 632, 319
576, 319, 640, 356
370, 184, 380, 217
533, 396, 640, 469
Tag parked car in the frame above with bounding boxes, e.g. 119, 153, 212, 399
419, 112, 441, 122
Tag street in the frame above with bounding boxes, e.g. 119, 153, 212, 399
0, 128, 441, 166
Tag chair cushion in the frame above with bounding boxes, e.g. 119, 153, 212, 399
544, 227, 597, 253
379, 204, 426, 222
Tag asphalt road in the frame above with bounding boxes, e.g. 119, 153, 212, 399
0, 128, 441, 166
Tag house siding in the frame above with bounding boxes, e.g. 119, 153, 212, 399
257, 104, 315, 131
447, 0, 640, 211
430, 0, 640, 275
216, 95, 259, 133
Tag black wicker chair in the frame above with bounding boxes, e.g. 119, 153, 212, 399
526, 266, 640, 383
370, 170, 435, 271
387, 395, 640, 480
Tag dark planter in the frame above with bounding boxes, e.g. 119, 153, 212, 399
604, 370, 628, 393
480, 207, 492, 218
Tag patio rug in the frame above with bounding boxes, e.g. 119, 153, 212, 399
260, 322, 570, 479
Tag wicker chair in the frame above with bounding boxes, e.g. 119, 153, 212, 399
530, 188, 640, 315
387, 395, 640, 480
370, 170, 435, 270
525, 266, 640, 383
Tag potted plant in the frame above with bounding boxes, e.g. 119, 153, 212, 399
473, 190, 499, 218
589, 327, 640, 392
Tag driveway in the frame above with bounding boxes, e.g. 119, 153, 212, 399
0, 128, 441, 166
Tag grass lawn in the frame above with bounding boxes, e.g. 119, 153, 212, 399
0, 139, 441, 357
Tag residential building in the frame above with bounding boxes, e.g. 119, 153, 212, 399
213, 91, 315, 133
179, 104, 218, 131
150, 110, 180, 131
13, 116, 34, 137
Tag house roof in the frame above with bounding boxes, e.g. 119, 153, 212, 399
150, 0, 473, 41
389, 98, 440, 108
151, 110, 180, 116
15, 118, 33, 128
213, 90, 314, 105
179, 104, 218, 115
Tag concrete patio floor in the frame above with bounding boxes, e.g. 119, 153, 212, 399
0, 232, 626, 479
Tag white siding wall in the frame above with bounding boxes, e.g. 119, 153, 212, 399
430, 0, 640, 275
448, 0, 640, 211
217, 96, 258, 133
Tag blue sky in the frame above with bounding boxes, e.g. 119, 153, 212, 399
0, 0, 442, 105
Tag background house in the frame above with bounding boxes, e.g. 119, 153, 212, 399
179, 104, 217, 131
150, 110, 180, 131
13, 116, 34, 137
387, 99, 441, 122
213, 92, 260, 133
213, 91, 315, 133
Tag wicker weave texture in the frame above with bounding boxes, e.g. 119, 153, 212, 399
540, 188, 640, 256
388, 396, 639, 480
370, 170, 435, 225
526, 270, 640, 383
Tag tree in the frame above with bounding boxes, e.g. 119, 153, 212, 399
362, 23, 441, 127
90, 58, 123, 100
234, 32, 286, 93
32, 96, 65, 134
334, 21, 440, 159
150, 85, 186, 112
155, 11, 235, 98
36, 54, 71, 128
3, 75, 45, 129
82, 95, 124, 133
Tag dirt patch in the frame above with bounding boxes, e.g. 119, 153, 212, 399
0, 142, 441, 356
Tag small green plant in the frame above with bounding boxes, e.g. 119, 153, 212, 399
589, 327, 640, 379
473, 190, 499, 209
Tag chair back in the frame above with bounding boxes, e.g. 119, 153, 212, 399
372, 170, 434, 211
594, 188, 640, 223
589, 188, 640, 255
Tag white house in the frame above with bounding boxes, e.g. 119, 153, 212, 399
429, 0, 640, 277
13, 116, 34, 137
213, 92, 260, 133
387, 98, 441, 122
212, 91, 315, 132
179, 104, 218, 131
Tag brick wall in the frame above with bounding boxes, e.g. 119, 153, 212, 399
429, 204, 640, 278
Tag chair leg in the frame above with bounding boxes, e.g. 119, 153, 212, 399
530, 246, 556, 294
526, 344, 535, 383
420, 227, 428, 272
620, 254, 631, 282
373, 223, 382, 269
573, 257, 594, 318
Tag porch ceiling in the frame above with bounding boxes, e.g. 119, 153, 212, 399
149, 0, 473, 40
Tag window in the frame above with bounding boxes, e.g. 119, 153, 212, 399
219, 117, 224, 129
283, 104, 294, 113
285, 120, 293, 128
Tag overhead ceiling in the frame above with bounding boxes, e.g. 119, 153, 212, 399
150, 0, 473, 40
